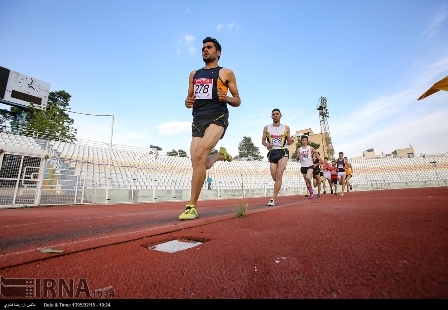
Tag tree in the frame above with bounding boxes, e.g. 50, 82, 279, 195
48, 90, 71, 110
0, 109, 13, 132
15, 90, 77, 142
166, 149, 188, 157
18, 103, 77, 141
309, 142, 320, 151
178, 149, 188, 157
209, 148, 218, 155
292, 140, 321, 158
324, 135, 335, 159
235, 136, 263, 161
167, 149, 178, 156
291, 145, 299, 159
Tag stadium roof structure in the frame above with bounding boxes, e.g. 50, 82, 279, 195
418, 75, 448, 100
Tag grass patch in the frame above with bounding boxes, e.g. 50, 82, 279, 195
233, 202, 249, 218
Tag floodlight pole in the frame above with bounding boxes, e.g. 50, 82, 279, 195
316, 96, 332, 159
317, 104, 325, 157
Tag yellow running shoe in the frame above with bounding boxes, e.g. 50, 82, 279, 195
179, 205, 198, 220
340, 193, 344, 197
219, 147, 233, 162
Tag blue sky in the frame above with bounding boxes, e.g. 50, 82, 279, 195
1, 0, 447, 159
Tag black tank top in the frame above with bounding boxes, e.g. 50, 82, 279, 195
336, 158, 345, 172
192, 66, 229, 117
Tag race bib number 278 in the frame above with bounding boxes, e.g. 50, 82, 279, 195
194, 78, 213, 99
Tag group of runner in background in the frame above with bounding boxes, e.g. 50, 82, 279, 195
297, 136, 353, 199
321, 151, 353, 197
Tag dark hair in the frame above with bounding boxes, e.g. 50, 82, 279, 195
203, 37, 221, 59
301, 135, 308, 140
272, 108, 281, 114
339, 152, 344, 155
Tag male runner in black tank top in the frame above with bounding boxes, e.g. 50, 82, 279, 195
336, 151, 346, 196
179, 37, 241, 220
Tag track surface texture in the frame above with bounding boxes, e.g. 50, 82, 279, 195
0, 187, 447, 299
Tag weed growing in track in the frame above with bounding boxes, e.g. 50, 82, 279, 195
233, 203, 249, 218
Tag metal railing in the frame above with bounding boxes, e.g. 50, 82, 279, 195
1, 134, 447, 207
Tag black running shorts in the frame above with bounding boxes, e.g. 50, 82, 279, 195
300, 166, 312, 174
267, 149, 289, 164
192, 113, 229, 139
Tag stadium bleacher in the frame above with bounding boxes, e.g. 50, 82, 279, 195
1, 132, 447, 206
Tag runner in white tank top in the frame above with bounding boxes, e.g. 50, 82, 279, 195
296, 135, 317, 199
262, 108, 294, 206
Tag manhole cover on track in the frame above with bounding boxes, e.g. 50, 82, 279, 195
144, 237, 211, 253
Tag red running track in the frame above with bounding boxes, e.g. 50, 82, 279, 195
0, 187, 447, 299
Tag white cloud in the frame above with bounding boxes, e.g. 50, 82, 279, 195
187, 8, 191, 14
339, 109, 448, 158
184, 35, 194, 45
157, 121, 191, 134
333, 90, 413, 134
329, 54, 448, 159
215, 22, 241, 32
424, 4, 448, 38
176, 34, 196, 56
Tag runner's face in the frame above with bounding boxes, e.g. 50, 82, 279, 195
202, 43, 219, 63
301, 138, 308, 145
271, 111, 281, 122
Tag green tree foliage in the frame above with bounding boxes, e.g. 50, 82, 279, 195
0, 108, 13, 132
48, 90, 71, 109
291, 146, 299, 159
166, 149, 188, 157
167, 149, 178, 156
235, 136, 263, 161
16, 90, 77, 142
324, 135, 335, 159
209, 148, 218, 155
309, 142, 320, 151
292, 140, 321, 158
